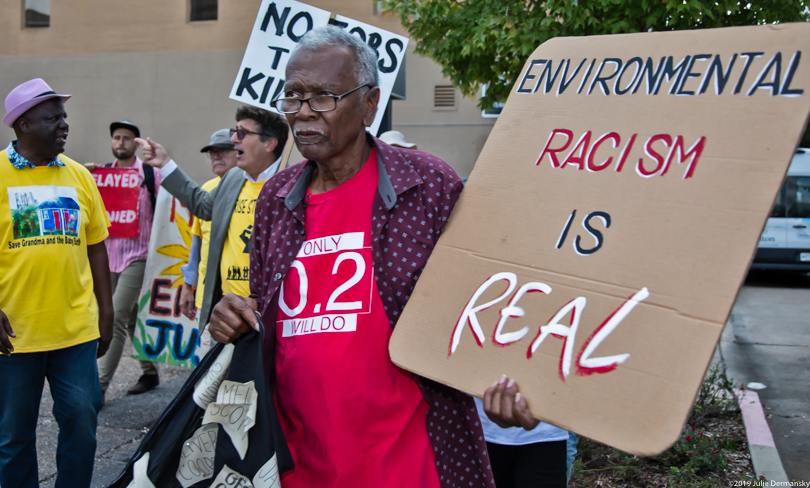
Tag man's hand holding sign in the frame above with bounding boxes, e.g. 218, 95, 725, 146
483, 375, 540, 430
389, 23, 810, 455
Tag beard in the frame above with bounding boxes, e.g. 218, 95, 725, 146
114, 148, 135, 160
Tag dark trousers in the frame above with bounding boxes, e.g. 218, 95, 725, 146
487, 440, 568, 488
0, 340, 101, 488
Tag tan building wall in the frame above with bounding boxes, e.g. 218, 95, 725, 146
0, 0, 494, 182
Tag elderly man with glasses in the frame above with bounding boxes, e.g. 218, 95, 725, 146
203, 26, 505, 488
138, 106, 288, 331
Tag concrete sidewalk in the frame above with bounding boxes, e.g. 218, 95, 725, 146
709, 341, 791, 484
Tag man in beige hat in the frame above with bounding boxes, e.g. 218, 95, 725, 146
0, 78, 113, 488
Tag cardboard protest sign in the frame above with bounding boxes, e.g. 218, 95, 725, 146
389, 23, 810, 455
91, 167, 140, 239
134, 190, 208, 368
230, 0, 408, 135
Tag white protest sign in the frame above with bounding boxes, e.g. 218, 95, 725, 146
203, 380, 258, 460
176, 423, 218, 487
252, 454, 281, 488
212, 464, 254, 488
230, 0, 408, 134
127, 452, 156, 488
230, 0, 331, 111
330, 15, 409, 132
193, 343, 235, 409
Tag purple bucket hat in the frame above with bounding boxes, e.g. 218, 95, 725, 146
3, 78, 71, 127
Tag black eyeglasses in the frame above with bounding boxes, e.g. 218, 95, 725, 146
272, 84, 372, 114
229, 127, 262, 140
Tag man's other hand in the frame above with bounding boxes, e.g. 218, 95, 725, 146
179, 283, 197, 320
83, 162, 100, 171
208, 294, 259, 344
0, 308, 15, 357
135, 137, 170, 168
482, 375, 540, 431
97, 313, 113, 358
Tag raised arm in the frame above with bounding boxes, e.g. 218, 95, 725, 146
137, 137, 217, 220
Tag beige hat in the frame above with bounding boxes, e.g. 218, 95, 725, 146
379, 130, 417, 149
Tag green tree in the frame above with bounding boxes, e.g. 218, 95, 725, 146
381, 0, 810, 110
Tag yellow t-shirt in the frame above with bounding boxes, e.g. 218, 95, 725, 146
192, 176, 220, 309
220, 180, 263, 297
0, 151, 110, 353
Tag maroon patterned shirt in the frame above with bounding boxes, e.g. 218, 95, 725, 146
250, 135, 495, 487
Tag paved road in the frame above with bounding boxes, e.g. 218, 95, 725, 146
720, 269, 810, 483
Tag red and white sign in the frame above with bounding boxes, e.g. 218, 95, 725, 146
91, 167, 140, 239
277, 232, 374, 336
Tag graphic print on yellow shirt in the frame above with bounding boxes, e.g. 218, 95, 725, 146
9, 185, 81, 239
220, 180, 263, 297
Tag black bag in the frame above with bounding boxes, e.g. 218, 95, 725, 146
108, 314, 292, 487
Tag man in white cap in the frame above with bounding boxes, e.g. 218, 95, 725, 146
178, 128, 238, 319
0, 78, 113, 487
379, 129, 417, 150
93, 119, 162, 400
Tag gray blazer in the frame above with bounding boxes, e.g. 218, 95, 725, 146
161, 166, 247, 328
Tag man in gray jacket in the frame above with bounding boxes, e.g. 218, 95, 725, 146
137, 106, 287, 327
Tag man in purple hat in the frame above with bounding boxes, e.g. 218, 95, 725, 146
0, 78, 113, 488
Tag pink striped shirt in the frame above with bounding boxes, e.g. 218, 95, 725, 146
105, 156, 161, 273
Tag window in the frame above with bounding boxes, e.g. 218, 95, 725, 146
190, 0, 217, 22
24, 0, 50, 28
771, 185, 785, 218
433, 85, 456, 110
481, 83, 504, 118
786, 177, 810, 218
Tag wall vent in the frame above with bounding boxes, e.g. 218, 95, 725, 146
190, 0, 217, 21
434, 85, 457, 110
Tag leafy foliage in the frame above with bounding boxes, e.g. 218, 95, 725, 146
690, 362, 740, 426
381, 0, 810, 109
666, 425, 742, 481
570, 363, 755, 487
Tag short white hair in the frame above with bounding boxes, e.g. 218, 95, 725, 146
292, 26, 379, 87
